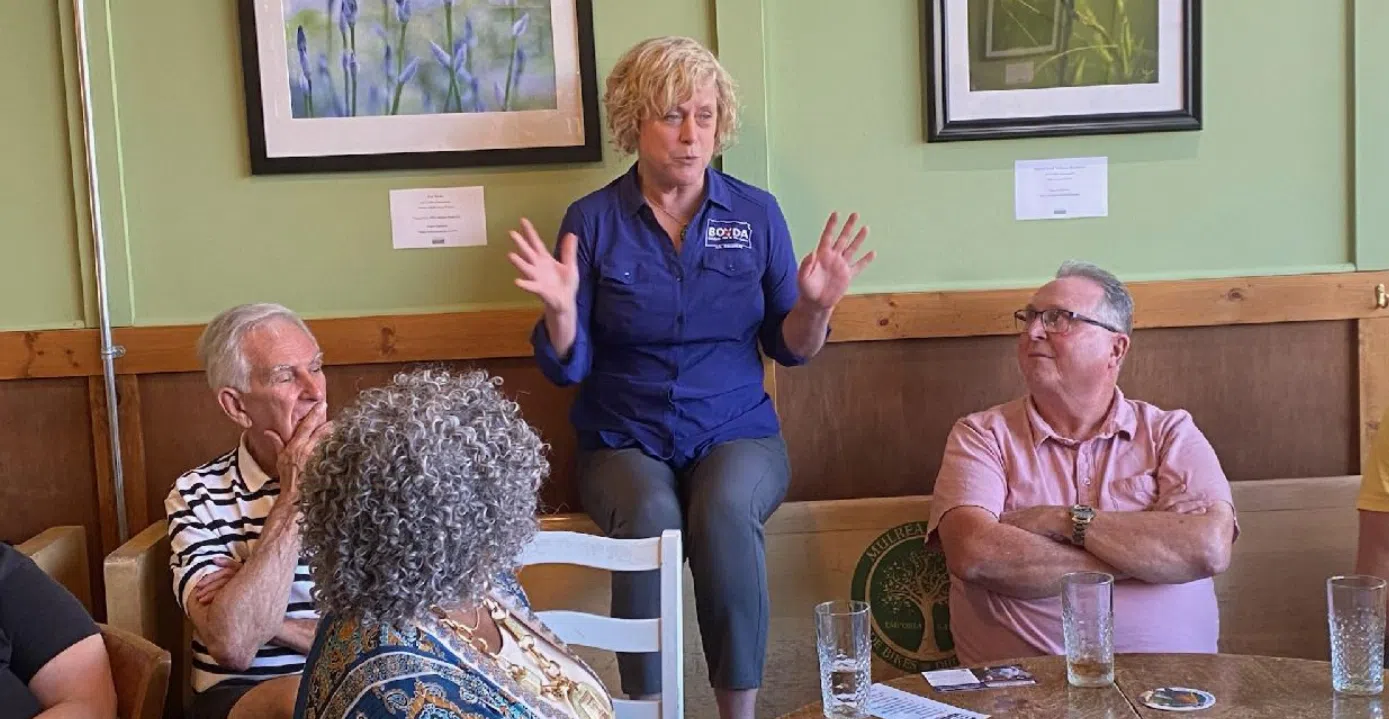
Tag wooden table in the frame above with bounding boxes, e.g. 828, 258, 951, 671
777, 654, 1388, 718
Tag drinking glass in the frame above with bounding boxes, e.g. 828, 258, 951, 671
1329, 575, 1387, 695
1062, 572, 1114, 688
815, 600, 871, 718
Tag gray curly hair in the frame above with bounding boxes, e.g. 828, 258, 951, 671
298, 367, 547, 626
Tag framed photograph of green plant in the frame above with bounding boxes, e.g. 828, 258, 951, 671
238, 0, 601, 174
925, 0, 1200, 142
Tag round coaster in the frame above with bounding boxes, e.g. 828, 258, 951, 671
1139, 687, 1216, 712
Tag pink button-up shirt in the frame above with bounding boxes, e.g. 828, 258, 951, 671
928, 389, 1235, 666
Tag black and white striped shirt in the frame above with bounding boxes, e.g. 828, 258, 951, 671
165, 439, 317, 693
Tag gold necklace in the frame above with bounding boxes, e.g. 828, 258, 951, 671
647, 199, 692, 234
434, 598, 614, 719
452, 605, 482, 633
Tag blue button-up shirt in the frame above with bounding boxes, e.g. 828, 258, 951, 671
532, 165, 811, 465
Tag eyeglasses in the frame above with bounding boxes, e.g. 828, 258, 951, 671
1013, 307, 1124, 335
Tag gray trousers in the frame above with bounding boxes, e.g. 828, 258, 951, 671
577, 435, 791, 694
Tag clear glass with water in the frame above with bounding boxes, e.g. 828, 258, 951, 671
1062, 572, 1114, 688
815, 600, 871, 719
1329, 575, 1387, 695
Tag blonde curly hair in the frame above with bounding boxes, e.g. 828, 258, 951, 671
603, 36, 740, 156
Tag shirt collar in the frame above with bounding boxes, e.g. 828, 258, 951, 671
616, 163, 733, 218
237, 434, 274, 493
1025, 387, 1136, 448
705, 165, 732, 210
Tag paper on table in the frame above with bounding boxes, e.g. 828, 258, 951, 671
868, 683, 989, 719
924, 668, 987, 690
389, 186, 487, 249
924, 664, 1037, 692
1014, 156, 1108, 221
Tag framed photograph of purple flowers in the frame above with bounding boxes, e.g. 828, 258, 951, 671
237, 0, 601, 174
924, 0, 1201, 142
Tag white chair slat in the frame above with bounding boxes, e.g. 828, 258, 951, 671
519, 531, 662, 571
534, 611, 661, 653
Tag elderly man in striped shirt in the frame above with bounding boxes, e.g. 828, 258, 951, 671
165, 303, 331, 719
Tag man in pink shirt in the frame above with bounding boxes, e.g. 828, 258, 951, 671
929, 261, 1238, 666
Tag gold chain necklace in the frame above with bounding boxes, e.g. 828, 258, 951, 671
434, 598, 614, 719
647, 199, 692, 235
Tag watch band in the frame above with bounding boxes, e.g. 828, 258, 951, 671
1070, 505, 1095, 547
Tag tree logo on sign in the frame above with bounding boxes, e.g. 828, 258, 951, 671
850, 521, 958, 673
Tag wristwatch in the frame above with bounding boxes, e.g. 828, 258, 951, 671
1069, 505, 1096, 546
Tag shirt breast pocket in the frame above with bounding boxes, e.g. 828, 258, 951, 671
598, 262, 641, 296
1108, 472, 1160, 511
698, 251, 763, 316
593, 261, 669, 342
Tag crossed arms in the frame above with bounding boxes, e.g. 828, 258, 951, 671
938, 498, 1237, 600
183, 501, 315, 670
934, 414, 1238, 601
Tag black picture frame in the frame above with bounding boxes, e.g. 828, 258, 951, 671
237, 0, 603, 174
923, 0, 1201, 142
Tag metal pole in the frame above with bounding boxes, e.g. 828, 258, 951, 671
72, 0, 129, 543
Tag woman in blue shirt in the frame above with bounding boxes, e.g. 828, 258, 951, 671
509, 36, 875, 719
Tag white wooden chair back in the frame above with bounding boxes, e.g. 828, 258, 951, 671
519, 529, 683, 719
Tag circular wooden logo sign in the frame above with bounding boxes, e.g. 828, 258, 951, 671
851, 521, 958, 672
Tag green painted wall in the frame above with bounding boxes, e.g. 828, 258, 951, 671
757, 0, 1353, 292
1, 4, 88, 329
1356, 0, 1389, 270
1, 0, 1380, 330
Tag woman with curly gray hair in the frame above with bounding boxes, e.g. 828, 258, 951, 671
290, 368, 613, 719
506, 36, 877, 719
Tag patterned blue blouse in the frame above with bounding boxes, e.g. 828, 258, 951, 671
292, 576, 611, 719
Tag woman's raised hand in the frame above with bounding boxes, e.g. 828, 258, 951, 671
507, 218, 579, 314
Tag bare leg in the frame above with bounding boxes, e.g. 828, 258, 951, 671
228, 675, 300, 719
716, 688, 757, 719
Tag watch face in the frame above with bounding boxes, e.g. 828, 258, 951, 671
1073, 505, 1096, 520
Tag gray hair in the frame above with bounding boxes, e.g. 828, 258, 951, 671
197, 303, 315, 391
298, 368, 547, 626
1056, 260, 1134, 334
